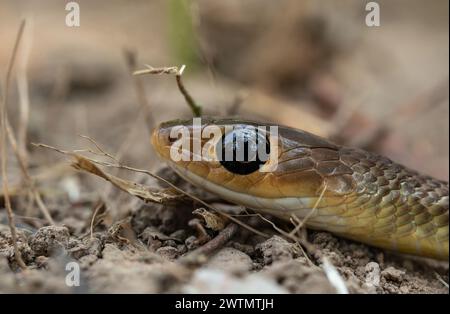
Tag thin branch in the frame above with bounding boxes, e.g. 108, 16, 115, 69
175, 65, 202, 117
180, 223, 238, 264
0, 20, 27, 270
435, 271, 449, 288
133, 64, 202, 117
78, 135, 118, 163
5, 117, 54, 225
90, 201, 105, 239
16, 18, 33, 167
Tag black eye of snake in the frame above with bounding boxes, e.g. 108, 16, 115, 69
217, 127, 270, 175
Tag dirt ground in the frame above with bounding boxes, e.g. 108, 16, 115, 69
1, 166, 449, 293
0, 0, 448, 293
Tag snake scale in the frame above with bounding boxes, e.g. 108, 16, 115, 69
152, 118, 449, 260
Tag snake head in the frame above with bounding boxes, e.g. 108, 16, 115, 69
151, 117, 356, 217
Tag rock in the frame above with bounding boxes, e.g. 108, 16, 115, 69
68, 236, 104, 260
381, 266, 405, 282
29, 226, 70, 257
177, 244, 187, 255
131, 203, 192, 235
35, 256, 49, 268
141, 226, 177, 242
229, 242, 255, 256
255, 236, 298, 265
365, 262, 381, 287
399, 285, 410, 294
157, 246, 180, 260
170, 229, 188, 242
207, 247, 253, 272
163, 240, 178, 248
185, 235, 199, 251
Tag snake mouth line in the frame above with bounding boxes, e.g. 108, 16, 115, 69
165, 159, 314, 216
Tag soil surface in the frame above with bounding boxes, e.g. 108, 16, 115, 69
1, 168, 448, 293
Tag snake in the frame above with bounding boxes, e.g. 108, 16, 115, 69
151, 117, 449, 261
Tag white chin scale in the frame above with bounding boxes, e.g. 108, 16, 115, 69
167, 161, 316, 220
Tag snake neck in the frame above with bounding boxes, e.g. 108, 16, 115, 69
324, 147, 449, 260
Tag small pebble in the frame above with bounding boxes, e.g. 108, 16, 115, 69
29, 226, 70, 256
185, 235, 199, 250
170, 229, 188, 242
255, 236, 297, 265
381, 266, 405, 282
148, 239, 162, 252
177, 244, 188, 255
207, 247, 253, 272
365, 262, 381, 287
157, 246, 180, 260
163, 240, 177, 247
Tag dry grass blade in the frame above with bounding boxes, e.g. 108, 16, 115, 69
133, 65, 178, 75
0, 20, 27, 270
71, 154, 183, 203
322, 256, 349, 294
133, 64, 202, 117
288, 182, 328, 237
90, 201, 106, 239
0, 18, 54, 226
4, 118, 55, 225
180, 223, 239, 264
78, 135, 118, 163
434, 271, 449, 288
16, 18, 33, 166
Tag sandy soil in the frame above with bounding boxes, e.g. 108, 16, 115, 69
1, 167, 448, 293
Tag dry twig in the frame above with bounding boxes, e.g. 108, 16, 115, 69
133, 64, 202, 117
0, 20, 54, 226
180, 223, 239, 265
0, 20, 27, 269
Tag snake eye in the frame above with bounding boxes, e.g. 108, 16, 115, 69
217, 127, 270, 175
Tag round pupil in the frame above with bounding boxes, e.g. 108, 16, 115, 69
217, 128, 270, 175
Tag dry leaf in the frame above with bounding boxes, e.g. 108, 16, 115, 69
71, 155, 183, 204
108, 217, 138, 244
192, 208, 227, 231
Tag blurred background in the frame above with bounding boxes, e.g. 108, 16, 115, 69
0, 0, 448, 182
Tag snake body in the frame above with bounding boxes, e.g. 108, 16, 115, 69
152, 118, 449, 260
